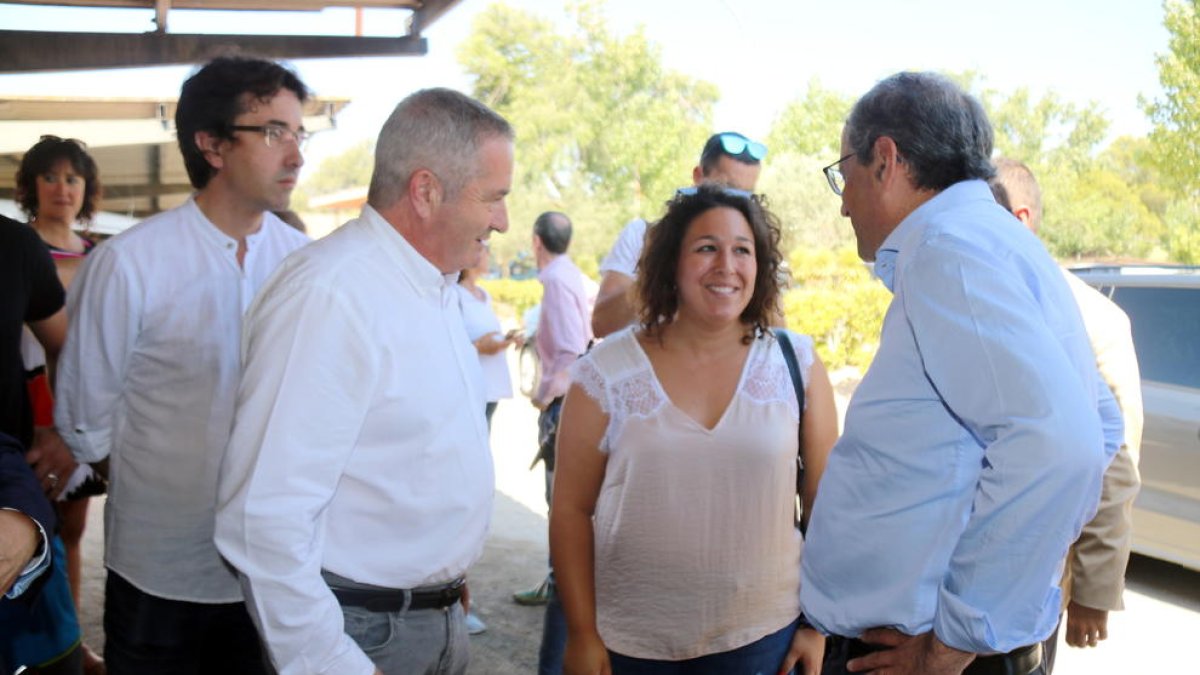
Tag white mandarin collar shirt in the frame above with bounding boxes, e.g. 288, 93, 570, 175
215, 205, 494, 675
55, 197, 310, 602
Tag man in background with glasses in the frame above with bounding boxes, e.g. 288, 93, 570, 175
800, 72, 1121, 675
55, 56, 311, 673
590, 131, 766, 339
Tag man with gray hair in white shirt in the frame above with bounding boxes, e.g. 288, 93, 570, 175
215, 88, 514, 675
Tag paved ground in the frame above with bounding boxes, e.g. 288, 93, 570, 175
75, 358, 1198, 673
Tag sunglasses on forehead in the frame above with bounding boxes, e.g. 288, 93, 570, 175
675, 185, 755, 199
718, 133, 767, 161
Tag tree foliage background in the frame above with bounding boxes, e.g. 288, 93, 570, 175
297, 0, 1199, 364
456, 0, 718, 272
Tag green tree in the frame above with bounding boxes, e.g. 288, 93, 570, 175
1145, 0, 1200, 197
294, 139, 373, 209
757, 153, 852, 253
765, 78, 852, 159
458, 0, 719, 269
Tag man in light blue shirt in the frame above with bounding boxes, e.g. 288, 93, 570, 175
801, 72, 1122, 675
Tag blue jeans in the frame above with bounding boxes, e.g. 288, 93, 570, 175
342, 601, 469, 675
607, 618, 800, 675
537, 575, 567, 675
104, 571, 266, 675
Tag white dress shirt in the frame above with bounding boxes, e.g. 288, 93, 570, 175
55, 198, 309, 603
215, 205, 494, 675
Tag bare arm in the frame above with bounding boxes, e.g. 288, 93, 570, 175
473, 331, 516, 356
550, 383, 612, 675
0, 510, 40, 596
26, 308, 76, 498
800, 353, 838, 528
591, 271, 636, 339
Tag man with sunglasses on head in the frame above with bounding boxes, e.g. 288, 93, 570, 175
590, 131, 766, 338
54, 56, 311, 673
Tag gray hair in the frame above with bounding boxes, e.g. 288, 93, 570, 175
368, 88, 514, 208
846, 72, 995, 191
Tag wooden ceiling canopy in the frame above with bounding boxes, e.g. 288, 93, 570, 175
0, 0, 464, 72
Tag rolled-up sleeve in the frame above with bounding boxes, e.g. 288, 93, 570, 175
55, 245, 141, 464
215, 280, 378, 675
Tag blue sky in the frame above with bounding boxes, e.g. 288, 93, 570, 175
0, 0, 1171, 173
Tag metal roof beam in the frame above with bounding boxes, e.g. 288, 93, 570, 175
0, 29, 427, 72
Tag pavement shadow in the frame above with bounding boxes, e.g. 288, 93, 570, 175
465, 489, 553, 674
1124, 553, 1200, 612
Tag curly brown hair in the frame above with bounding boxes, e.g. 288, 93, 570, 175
16, 135, 101, 223
637, 184, 783, 342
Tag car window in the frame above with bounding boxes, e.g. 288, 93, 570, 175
1110, 286, 1200, 389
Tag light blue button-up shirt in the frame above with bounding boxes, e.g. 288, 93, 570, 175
800, 180, 1122, 654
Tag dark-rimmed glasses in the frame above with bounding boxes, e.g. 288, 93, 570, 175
229, 123, 310, 150
822, 153, 855, 196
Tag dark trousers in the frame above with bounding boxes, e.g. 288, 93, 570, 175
104, 571, 267, 675
537, 577, 567, 675
821, 636, 1045, 675
536, 398, 566, 675
1040, 618, 1060, 674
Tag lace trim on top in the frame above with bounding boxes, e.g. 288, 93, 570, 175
569, 330, 816, 453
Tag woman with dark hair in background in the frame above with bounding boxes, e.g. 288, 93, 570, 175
550, 185, 837, 675
16, 134, 107, 675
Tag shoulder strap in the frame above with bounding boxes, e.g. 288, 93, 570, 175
773, 329, 807, 535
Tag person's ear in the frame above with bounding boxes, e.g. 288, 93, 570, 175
410, 169, 442, 219
1012, 205, 1036, 232
692, 165, 704, 185
195, 131, 225, 171
873, 136, 906, 186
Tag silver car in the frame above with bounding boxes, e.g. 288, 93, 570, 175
1071, 265, 1200, 571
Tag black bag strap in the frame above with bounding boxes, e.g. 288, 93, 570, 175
774, 328, 807, 535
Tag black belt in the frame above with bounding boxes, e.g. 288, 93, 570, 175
835, 636, 1042, 675
330, 577, 465, 612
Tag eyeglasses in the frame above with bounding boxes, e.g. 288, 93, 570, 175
229, 123, 310, 150
822, 153, 855, 196
675, 185, 756, 199
718, 133, 768, 161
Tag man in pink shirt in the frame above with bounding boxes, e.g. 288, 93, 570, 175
518, 210, 592, 675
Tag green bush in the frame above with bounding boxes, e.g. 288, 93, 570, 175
480, 278, 543, 324
783, 247, 891, 371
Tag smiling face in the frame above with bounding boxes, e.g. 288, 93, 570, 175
427, 135, 514, 273
203, 88, 305, 213
34, 158, 86, 224
675, 205, 757, 326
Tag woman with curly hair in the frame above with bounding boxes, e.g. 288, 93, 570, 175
550, 184, 838, 675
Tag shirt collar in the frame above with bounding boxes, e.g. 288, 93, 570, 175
185, 195, 272, 252
538, 254, 569, 282
871, 179, 994, 292
361, 204, 459, 296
